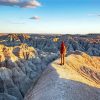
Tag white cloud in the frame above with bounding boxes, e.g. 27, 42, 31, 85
30, 16, 40, 20
0, 0, 41, 8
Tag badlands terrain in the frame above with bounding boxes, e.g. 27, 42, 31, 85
25, 51, 100, 100
0, 34, 99, 100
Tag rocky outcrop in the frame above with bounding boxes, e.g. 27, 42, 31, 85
24, 51, 100, 100
0, 44, 59, 100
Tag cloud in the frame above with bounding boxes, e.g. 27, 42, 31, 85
30, 16, 40, 20
0, 0, 41, 8
88, 14, 100, 17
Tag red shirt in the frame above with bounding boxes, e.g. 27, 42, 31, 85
60, 42, 66, 54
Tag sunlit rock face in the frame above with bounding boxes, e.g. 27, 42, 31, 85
13, 43, 37, 60
24, 51, 100, 100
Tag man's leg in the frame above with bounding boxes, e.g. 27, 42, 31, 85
61, 54, 63, 65
63, 54, 65, 65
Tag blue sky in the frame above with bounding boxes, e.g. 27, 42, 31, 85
0, 0, 100, 34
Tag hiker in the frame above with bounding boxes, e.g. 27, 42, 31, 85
60, 41, 66, 65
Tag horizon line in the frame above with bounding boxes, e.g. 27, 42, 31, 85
0, 33, 100, 35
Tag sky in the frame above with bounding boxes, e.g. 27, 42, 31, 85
0, 0, 100, 34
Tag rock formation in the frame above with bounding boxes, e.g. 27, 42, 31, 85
1, 34, 99, 56
0, 44, 58, 100
0, 34, 99, 100
24, 51, 100, 100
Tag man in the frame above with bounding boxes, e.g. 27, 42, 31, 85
60, 41, 66, 65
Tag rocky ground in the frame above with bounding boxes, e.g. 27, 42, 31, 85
24, 51, 100, 100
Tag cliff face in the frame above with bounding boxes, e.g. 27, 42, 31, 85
0, 44, 37, 100
0, 44, 58, 100
24, 51, 100, 100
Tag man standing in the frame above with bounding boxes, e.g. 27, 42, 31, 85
60, 41, 66, 65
